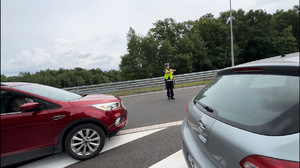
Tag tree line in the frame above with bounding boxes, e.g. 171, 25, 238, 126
1, 68, 121, 88
1, 6, 299, 88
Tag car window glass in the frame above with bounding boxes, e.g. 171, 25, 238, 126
249, 75, 286, 88
1, 90, 10, 114
1, 91, 34, 114
15, 84, 81, 101
195, 74, 299, 127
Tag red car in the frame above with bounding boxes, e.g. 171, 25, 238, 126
1, 82, 127, 167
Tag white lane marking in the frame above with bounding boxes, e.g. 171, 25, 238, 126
102, 128, 164, 152
117, 120, 183, 135
19, 128, 164, 168
19, 153, 77, 168
149, 150, 187, 168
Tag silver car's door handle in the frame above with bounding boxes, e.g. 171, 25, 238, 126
53, 115, 65, 120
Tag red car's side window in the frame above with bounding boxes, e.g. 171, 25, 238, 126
1, 91, 34, 114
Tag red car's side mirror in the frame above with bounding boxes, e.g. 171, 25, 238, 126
20, 102, 40, 112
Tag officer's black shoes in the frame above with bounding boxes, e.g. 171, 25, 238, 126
171, 97, 175, 100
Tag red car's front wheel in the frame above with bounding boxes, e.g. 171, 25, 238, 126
65, 123, 105, 160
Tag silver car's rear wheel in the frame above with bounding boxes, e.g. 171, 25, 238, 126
65, 124, 105, 160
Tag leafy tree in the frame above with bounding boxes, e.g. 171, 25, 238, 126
193, 15, 231, 69
149, 18, 196, 75
120, 28, 142, 80
273, 6, 299, 49
219, 9, 249, 64
187, 32, 210, 71
140, 33, 160, 77
90, 68, 105, 84
1, 74, 8, 82
104, 70, 121, 83
279, 25, 298, 53
56, 72, 71, 88
150, 18, 180, 44
243, 10, 280, 62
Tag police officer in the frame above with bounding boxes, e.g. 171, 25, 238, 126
164, 63, 176, 100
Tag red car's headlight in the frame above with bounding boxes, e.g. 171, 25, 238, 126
92, 102, 120, 111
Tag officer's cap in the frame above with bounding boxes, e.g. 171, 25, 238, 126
164, 63, 169, 67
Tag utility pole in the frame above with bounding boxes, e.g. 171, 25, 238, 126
230, 0, 234, 66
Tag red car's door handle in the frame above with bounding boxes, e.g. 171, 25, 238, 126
53, 115, 65, 120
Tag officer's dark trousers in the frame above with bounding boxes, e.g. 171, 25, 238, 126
165, 81, 174, 98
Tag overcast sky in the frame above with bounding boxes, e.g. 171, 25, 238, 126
1, 0, 298, 76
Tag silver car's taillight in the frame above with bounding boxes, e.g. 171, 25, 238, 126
240, 155, 299, 168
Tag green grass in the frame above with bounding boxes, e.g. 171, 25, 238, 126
109, 80, 211, 96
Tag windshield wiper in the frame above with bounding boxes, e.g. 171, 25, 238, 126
196, 101, 214, 113
81, 94, 87, 98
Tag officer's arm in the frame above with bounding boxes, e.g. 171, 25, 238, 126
165, 69, 176, 73
173, 75, 176, 84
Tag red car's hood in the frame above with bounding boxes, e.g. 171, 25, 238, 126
69, 94, 119, 106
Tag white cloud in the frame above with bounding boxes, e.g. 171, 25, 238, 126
4, 47, 55, 74
48, 37, 124, 70
2, 37, 123, 75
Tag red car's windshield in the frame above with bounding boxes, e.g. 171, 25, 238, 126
15, 84, 81, 101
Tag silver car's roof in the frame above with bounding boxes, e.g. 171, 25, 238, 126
236, 52, 299, 67
218, 52, 299, 76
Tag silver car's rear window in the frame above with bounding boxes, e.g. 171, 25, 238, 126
194, 74, 299, 135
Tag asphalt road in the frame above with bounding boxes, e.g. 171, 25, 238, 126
121, 85, 205, 130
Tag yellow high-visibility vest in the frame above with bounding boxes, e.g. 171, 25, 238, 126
164, 69, 174, 80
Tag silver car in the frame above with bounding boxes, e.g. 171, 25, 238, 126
181, 52, 299, 168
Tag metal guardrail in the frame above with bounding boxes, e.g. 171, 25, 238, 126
64, 70, 219, 95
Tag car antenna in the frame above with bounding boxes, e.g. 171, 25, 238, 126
277, 44, 285, 57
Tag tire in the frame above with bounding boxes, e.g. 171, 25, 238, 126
65, 123, 105, 160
